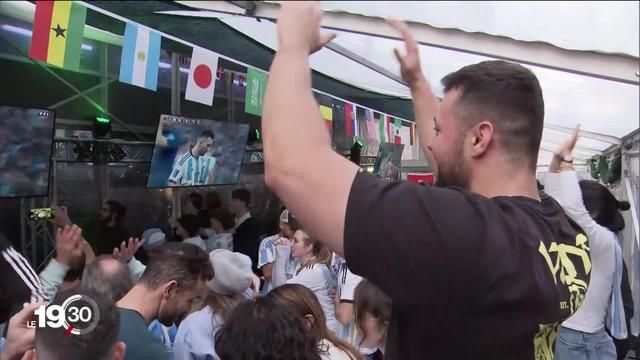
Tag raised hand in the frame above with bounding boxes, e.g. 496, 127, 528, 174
276, 2, 336, 55
274, 237, 292, 247
0, 302, 45, 360
48, 205, 72, 228
55, 225, 83, 267
388, 18, 424, 87
113, 237, 143, 263
550, 125, 580, 172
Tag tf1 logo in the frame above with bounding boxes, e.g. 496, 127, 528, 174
26, 294, 100, 336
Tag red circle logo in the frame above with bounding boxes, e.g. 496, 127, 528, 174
193, 64, 212, 89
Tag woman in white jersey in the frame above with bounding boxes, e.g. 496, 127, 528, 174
545, 129, 630, 360
270, 284, 363, 360
273, 228, 339, 333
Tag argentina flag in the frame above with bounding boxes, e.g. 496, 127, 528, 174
119, 23, 161, 91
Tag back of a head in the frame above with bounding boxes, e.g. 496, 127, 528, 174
205, 190, 222, 210
579, 180, 629, 232
178, 214, 203, 237
36, 288, 121, 360
215, 297, 321, 360
231, 188, 251, 207
269, 284, 327, 342
82, 255, 133, 302
187, 192, 204, 211
106, 200, 126, 222
441, 60, 544, 171
140, 242, 213, 290
354, 279, 392, 344
209, 207, 235, 231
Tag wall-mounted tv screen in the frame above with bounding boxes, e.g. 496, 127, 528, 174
373, 142, 404, 181
147, 114, 249, 188
0, 105, 55, 198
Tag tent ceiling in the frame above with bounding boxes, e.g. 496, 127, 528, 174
316, 1, 640, 57
186, 14, 639, 165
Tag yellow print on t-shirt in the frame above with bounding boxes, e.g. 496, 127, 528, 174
533, 233, 591, 360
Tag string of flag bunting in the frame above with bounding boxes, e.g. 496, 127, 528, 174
27, 0, 416, 147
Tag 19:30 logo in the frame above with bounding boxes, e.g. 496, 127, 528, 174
28, 294, 100, 335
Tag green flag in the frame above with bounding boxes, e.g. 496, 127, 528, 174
378, 113, 387, 142
245, 68, 268, 116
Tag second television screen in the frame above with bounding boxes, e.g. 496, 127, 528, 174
147, 115, 249, 188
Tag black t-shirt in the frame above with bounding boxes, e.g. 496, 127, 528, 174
95, 223, 131, 256
233, 217, 261, 274
344, 172, 591, 360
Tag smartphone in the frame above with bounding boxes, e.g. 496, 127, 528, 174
29, 208, 54, 221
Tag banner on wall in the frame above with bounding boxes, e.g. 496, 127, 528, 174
245, 68, 267, 116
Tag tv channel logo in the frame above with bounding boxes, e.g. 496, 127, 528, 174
27, 294, 100, 335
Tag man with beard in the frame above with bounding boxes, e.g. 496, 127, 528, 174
116, 242, 213, 360
261, 3, 591, 360
168, 130, 216, 186
95, 200, 131, 256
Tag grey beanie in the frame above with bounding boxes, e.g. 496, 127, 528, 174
207, 249, 253, 295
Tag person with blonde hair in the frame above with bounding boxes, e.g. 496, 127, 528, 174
273, 229, 338, 333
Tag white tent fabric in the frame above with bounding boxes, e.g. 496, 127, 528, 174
167, 1, 639, 166
317, 1, 640, 57
218, 15, 639, 165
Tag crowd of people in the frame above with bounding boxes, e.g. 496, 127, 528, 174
0, 3, 638, 360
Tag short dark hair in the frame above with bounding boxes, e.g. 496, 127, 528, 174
186, 192, 204, 211
106, 200, 126, 221
215, 297, 322, 360
205, 190, 222, 210
200, 129, 215, 140
231, 188, 251, 207
209, 208, 235, 231
81, 255, 133, 302
139, 242, 213, 290
441, 60, 544, 171
36, 288, 120, 360
178, 214, 202, 237
579, 180, 630, 232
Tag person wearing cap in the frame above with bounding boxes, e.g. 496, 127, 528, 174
173, 250, 258, 360
257, 209, 299, 295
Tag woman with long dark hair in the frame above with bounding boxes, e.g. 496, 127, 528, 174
269, 284, 363, 360
353, 279, 392, 360
215, 296, 322, 360
545, 128, 631, 360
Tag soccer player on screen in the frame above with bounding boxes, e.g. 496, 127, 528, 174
168, 130, 217, 186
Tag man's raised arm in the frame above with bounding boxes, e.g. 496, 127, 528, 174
262, 3, 359, 256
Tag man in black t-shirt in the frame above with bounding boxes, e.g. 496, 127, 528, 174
95, 200, 131, 256
261, 3, 590, 360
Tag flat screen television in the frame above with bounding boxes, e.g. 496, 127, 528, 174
147, 114, 250, 188
372, 142, 404, 181
0, 105, 55, 198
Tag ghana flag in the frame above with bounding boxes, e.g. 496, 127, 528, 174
29, 1, 87, 71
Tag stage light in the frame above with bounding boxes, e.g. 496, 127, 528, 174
92, 116, 112, 139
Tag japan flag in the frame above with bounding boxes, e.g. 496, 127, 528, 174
185, 47, 219, 105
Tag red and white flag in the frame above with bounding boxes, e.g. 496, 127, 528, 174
186, 47, 219, 105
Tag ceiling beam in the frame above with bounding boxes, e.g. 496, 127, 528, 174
175, 1, 639, 86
